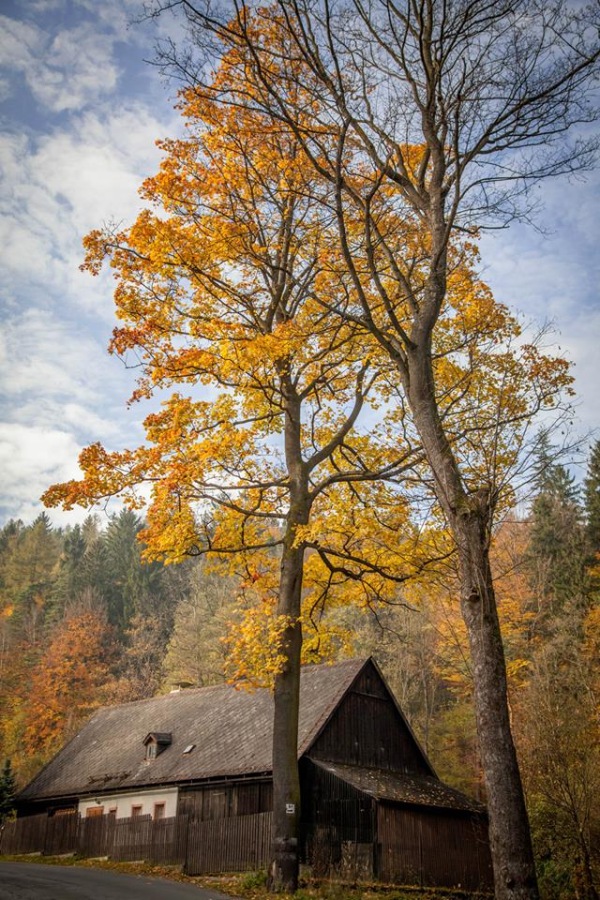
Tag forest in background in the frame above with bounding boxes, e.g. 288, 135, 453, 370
0, 438, 599, 897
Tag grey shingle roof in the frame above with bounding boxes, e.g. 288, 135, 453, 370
312, 760, 484, 813
19, 658, 366, 802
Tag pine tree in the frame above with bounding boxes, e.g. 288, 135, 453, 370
47, 524, 87, 624
101, 510, 166, 634
1, 513, 61, 644
584, 439, 600, 558
528, 455, 589, 615
0, 758, 16, 823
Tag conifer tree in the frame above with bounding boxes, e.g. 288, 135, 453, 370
0, 758, 16, 824
102, 510, 166, 634
584, 439, 600, 558
528, 453, 589, 614
1, 513, 60, 644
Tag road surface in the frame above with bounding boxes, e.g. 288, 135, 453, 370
0, 862, 239, 899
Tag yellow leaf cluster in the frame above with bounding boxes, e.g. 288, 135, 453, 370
44, 15, 574, 691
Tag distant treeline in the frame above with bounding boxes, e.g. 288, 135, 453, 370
1, 439, 599, 898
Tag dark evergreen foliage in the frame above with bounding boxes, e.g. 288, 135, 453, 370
528, 449, 589, 613
0, 758, 16, 823
584, 439, 600, 557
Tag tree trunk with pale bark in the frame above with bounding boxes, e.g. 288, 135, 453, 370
404, 340, 538, 900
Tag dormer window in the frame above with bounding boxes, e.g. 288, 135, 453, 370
143, 732, 172, 761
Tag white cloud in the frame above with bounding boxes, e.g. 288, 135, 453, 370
560, 308, 600, 436
27, 0, 64, 13
0, 77, 11, 103
0, 4, 183, 528
77, 0, 143, 35
0, 99, 177, 321
2, 309, 108, 403
0, 422, 84, 523
0, 306, 143, 438
479, 168, 600, 438
34, 25, 121, 112
0, 14, 121, 113
0, 309, 146, 526
0, 17, 43, 69
0, 3, 179, 526
0, 416, 128, 528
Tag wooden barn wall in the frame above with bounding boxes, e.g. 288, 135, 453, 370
301, 759, 375, 843
178, 780, 273, 822
308, 663, 430, 774
377, 803, 493, 890
300, 760, 376, 876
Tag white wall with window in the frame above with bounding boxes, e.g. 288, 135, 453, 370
78, 787, 178, 820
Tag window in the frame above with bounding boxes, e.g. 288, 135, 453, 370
131, 804, 143, 819
86, 806, 104, 817
143, 732, 172, 761
108, 808, 117, 819
154, 802, 166, 820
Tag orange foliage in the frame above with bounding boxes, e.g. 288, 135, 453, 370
22, 609, 117, 759
42, 19, 572, 690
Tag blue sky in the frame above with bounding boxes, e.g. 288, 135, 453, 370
1, 0, 599, 528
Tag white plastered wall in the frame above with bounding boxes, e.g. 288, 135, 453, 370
78, 786, 178, 819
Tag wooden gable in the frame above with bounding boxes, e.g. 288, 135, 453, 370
306, 659, 433, 776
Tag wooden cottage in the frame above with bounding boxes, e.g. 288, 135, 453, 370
16, 657, 492, 888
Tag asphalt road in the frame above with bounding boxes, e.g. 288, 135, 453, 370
0, 863, 239, 900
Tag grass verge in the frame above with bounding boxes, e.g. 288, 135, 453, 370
0, 854, 490, 900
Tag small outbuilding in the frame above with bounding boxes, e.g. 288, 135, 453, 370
16, 657, 492, 888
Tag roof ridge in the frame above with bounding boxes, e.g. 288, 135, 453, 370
95, 656, 370, 715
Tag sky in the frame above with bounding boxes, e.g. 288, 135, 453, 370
0, 0, 599, 529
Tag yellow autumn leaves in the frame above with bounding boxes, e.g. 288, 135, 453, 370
43, 28, 572, 685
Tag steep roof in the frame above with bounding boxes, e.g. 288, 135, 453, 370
19, 657, 367, 802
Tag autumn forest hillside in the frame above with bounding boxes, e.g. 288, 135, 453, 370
1, 439, 599, 896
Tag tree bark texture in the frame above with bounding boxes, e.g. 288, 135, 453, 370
268, 385, 308, 893
457, 516, 538, 900
404, 345, 539, 900
268, 540, 304, 893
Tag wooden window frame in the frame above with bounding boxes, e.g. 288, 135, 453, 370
86, 806, 104, 817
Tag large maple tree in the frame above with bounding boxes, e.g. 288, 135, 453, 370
44, 54, 423, 888
44, 20, 575, 892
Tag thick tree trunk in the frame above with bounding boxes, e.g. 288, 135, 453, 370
404, 344, 539, 900
268, 381, 307, 893
268, 540, 304, 893
455, 510, 538, 900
